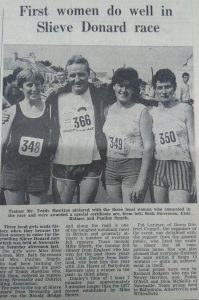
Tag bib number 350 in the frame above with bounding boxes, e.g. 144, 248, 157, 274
159, 131, 177, 145
19, 137, 43, 157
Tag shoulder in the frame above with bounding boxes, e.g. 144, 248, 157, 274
134, 103, 147, 115
148, 105, 159, 117
46, 84, 71, 104
175, 102, 193, 116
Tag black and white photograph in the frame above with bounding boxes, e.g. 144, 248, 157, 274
1, 45, 196, 205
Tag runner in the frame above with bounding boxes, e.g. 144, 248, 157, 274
47, 55, 107, 204
150, 69, 195, 203
1, 69, 54, 205
103, 67, 154, 203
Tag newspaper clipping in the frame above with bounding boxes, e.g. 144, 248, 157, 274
0, 0, 198, 299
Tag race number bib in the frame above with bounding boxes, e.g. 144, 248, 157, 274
157, 130, 179, 147
72, 113, 92, 129
19, 137, 43, 157
108, 135, 127, 155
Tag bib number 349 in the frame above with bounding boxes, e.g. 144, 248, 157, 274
19, 137, 43, 157
108, 136, 126, 154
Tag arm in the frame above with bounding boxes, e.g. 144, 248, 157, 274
185, 105, 196, 196
131, 109, 154, 202
2, 105, 16, 148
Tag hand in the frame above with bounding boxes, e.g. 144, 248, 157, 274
2, 97, 10, 109
130, 181, 145, 203
191, 178, 197, 202
2, 111, 10, 125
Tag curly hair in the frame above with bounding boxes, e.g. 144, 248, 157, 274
152, 69, 177, 91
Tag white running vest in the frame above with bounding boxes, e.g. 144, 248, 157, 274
54, 89, 100, 165
150, 103, 191, 162
103, 102, 145, 159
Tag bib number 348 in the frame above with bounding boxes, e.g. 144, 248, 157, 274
19, 137, 43, 157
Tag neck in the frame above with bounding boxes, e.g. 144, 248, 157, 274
160, 98, 176, 108
116, 100, 133, 108
25, 98, 43, 110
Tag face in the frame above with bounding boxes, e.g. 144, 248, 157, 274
183, 75, 189, 83
155, 81, 175, 103
113, 83, 134, 104
57, 72, 65, 83
67, 63, 89, 95
21, 80, 42, 102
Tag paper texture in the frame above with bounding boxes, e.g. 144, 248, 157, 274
0, 0, 198, 299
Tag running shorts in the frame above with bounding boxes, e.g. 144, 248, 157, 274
153, 160, 192, 191
1, 164, 50, 193
52, 160, 102, 181
104, 158, 142, 186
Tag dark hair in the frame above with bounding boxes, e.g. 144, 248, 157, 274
13, 67, 23, 79
182, 72, 189, 78
6, 74, 15, 84
17, 69, 44, 88
152, 69, 177, 91
65, 55, 90, 75
108, 67, 140, 104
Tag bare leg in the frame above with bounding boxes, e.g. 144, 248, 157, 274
106, 184, 123, 203
169, 190, 190, 203
152, 185, 168, 203
122, 184, 132, 203
29, 191, 49, 205
4, 190, 25, 205
52, 178, 76, 204
80, 178, 99, 203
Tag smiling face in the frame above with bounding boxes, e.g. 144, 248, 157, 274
67, 63, 89, 95
155, 81, 175, 103
21, 80, 42, 103
113, 82, 134, 104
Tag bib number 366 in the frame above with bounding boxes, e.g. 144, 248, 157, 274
19, 137, 43, 157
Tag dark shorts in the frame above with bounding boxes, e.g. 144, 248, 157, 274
104, 158, 142, 186
1, 164, 50, 193
52, 160, 102, 181
153, 160, 192, 191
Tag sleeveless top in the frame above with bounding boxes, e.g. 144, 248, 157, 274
53, 89, 100, 165
5, 103, 51, 168
150, 102, 191, 162
103, 102, 146, 159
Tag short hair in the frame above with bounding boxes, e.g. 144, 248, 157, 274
182, 72, 189, 78
111, 67, 140, 95
17, 69, 44, 88
65, 55, 90, 75
152, 69, 177, 91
